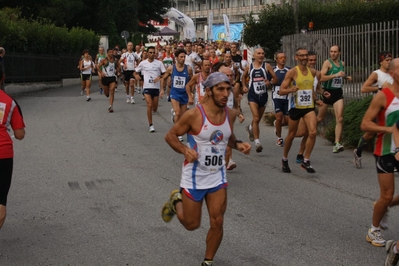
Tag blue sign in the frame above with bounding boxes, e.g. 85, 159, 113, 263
211, 23, 244, 41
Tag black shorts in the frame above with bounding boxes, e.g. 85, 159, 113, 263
102, 76, 116, 87
374, 154, 399, 174
323, 88, 343, 105
0, 158, 13, 206
80, 74, 92, 81
143, 88, 160, 99
273, 99, 289, 115
247, 91, 268, 107
289, 108, 315, 121
124, 70, 135, 81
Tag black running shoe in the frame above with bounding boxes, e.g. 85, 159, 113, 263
282, 159, 291, 173
301, 160, 315, 173
296, 154, 304, 164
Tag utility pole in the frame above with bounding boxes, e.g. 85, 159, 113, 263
292, 0, 299, 33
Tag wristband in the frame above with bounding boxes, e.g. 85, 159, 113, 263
235, 140, 243, 149
395, 147, 399, 154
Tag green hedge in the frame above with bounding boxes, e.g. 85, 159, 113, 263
0, 8, 99, 55
324, 95, 373, 148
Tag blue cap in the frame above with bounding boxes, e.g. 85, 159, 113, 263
202, 72, 230, 88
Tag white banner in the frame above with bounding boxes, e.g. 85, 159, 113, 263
208, 11, 213, 40
223, 14, 231, 42
166, 8, 196, 40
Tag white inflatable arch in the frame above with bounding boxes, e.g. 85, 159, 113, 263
166, 8, 196, 40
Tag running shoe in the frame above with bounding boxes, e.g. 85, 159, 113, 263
167, 96, 171, 102
333, 142, 344, 153
126, 97, 130, 103
374, 201, 389, 230
385, 240, 399, 266
131, 98, 135, 104
108, 105, 114, 113
366, 228, 386, 247
142, 95, 145, 100
115, 88, 118, 92
226, 160, 237, 170
282, 159, 291, 173
201, 261, 213, 266
86, 96, 91, 102
80, 90, 84, 96
178, 136, 184, 142
149, 125, 155, 133
161, 189, 182, 223
255, 143, 263, 153
301, 160, 316, 173
296, 154, 304, 164
276, 138, 284, 147
245, 125, 254, 142
353, 149, 362, 168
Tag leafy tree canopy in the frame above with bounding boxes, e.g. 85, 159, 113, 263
1, 0, 172, 46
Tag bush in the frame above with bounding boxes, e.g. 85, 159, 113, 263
0, 8, 99, 56
323, 95, 373, 147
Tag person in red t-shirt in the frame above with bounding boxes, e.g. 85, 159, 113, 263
0, 67, 25, 229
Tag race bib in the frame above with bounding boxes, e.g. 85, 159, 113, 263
173, 76, 186, 89
198, 147, 225, 172
273, 86, 285, 99
331, 77, 343, 88
297, 89, 313, 106
254, 80, 266, 95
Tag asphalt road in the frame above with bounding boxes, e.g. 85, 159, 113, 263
1, 84, 396, 266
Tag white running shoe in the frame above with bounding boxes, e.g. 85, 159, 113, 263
126, 97, 130, 103
353, 149, 362, 168
178, 136, 183, 142
131, 98, 135, 104
226, 160, 237, 170
149, 125, 155, 132
366, 228, 386, 247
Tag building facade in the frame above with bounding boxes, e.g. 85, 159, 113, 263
169, 0, 285, 39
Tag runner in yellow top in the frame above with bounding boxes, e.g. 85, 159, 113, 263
279, 47, 323, 173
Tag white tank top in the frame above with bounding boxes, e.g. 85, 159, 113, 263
181, 105, 231, 189
373, 69, 393, 87
102, 61, 116, 77
195, 72, 207, 105
81, 60, 93, 75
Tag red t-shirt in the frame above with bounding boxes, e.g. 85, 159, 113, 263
0, 90, 25, 159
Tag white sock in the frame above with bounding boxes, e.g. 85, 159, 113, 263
371, 225, 380, 231
254, 139, 260, 145
249, 124, 252, 131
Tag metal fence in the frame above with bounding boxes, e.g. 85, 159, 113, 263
4, 53, 83, 84
282, 20, 399, 103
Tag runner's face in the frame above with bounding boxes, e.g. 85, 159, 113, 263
224, 54, 232, 64
330, 46, 340, 60
99, 48, 104, 55
198, 46, 203, 54
202, 61, 211, 73
176, 53, 185, 64
185, 44, 192, 52
276, 53, 286, 66
295, 49, 308, 66
381, 57, 392, 71
255, 49, 265, 62
127, 43, 133, 51
147, 49, 155, 59
231, 45, 237, 53
107, 50, 113, 58
210, 82, 231, 107
307, 55, 317, 68
220, 68, 235, 83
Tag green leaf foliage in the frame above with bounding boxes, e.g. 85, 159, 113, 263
323, 95, 373, 147
0, 8, 99, 55
243, 4, 296, 57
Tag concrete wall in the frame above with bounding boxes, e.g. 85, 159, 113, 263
5, 76, 99, 97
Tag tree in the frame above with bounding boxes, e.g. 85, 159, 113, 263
242, 4, 296, 57
0, 0, 172, 47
